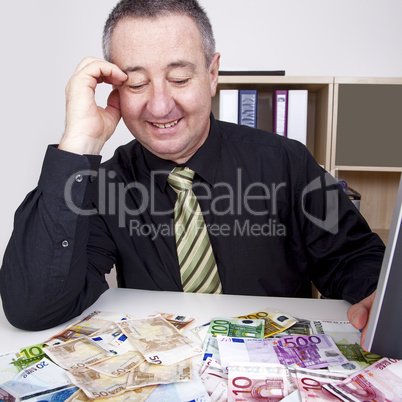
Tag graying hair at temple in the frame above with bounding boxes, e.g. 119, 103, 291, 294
102, 0, 216, 67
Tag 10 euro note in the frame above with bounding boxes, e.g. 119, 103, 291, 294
228, 362, 290, 401
237, 308, 298, 337
291, 367, 346, 401
117, 315, 202, 365
324, 357, 402, 401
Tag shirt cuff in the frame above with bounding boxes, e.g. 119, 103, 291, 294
38, 145, 102, 203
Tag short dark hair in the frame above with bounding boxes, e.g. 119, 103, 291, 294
103, 0, 216, 67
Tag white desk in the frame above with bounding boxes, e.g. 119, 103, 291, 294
0, 288, 351, 355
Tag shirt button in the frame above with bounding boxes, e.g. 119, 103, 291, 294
61, 240, 69, 248
75, 174, 83, 183
89, 175, 95, 183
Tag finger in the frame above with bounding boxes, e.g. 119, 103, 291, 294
72, 58, 128, 88
104, 88, 122, 129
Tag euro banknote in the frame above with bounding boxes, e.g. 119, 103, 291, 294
291, 367, 346, 401
324, 357, 402, 401
117, 315, 202, 365
218, 334, 348, 371
237, 308, 298, 337
228, 361, 290, 401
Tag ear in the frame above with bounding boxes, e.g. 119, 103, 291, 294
209, 52, 220, 97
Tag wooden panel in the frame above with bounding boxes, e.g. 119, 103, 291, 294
336, 170, 401, 230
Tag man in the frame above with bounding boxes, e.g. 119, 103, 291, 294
0, 0, 383, 344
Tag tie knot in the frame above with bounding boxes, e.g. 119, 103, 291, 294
167, 167, 195, 193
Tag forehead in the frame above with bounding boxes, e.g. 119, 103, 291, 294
110, 14, 205, 68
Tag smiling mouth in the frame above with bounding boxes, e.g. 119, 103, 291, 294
151, 119, 180, 129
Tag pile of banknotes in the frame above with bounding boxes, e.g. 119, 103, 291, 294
0, 308, 401, 401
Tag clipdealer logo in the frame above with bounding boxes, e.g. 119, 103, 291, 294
63, 169, 340, 235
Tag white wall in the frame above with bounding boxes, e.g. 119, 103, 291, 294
1, 0, 401, 260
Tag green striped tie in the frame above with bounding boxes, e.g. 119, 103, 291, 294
167, 167, 222, 294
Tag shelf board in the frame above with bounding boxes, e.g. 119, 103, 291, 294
218, 75, 333, 87
335, 166, 402, 173
335, 77, 402, 85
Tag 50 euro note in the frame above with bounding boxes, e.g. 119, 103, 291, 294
237, 308, 298, 337
228, 362, 290, 401
66, 386, 156, 402
127, 358, 192, 389
218, 334, 348, 371
44, 336, 115, 371
66, 368, 130, 399
150, 312, 195, 331
310, 319, 382, 373
324, 357, 402, 402
46, 311, 134, 345
117, 315, 202, 365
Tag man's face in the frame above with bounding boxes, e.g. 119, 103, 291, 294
110, 14, 220, 164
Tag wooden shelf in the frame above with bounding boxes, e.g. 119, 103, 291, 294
215, 75, 402, 234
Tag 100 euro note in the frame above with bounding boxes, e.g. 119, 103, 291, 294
202, 317, 265, 362
117, 315, 202, 365
237, 308, 298, 337
324, 357, 402, 402
218, 334, 348, 371
228, 362, 290, 401
311, 319, 382, 373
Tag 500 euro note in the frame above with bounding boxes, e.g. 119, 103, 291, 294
218, 334, 348, 371
117, 315, 202, 365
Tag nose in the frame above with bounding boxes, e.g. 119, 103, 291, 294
146, 81, 175, 118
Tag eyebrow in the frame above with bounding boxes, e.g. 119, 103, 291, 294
123, 60, 197, 74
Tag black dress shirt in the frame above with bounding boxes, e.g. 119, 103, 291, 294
0, 115, 385, 330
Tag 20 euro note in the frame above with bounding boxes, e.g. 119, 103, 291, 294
291, 367, 346, 401
202, 317, 265, 362
0, 357, 74, 401
117, 315, 202, 365
218, 334, 348, 371
237, 308, 298, 337
0, 343, 47, 384
228, 361, 290, 401
324, 357, 402, 402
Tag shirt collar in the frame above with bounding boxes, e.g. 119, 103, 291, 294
143, 113, 221, 192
